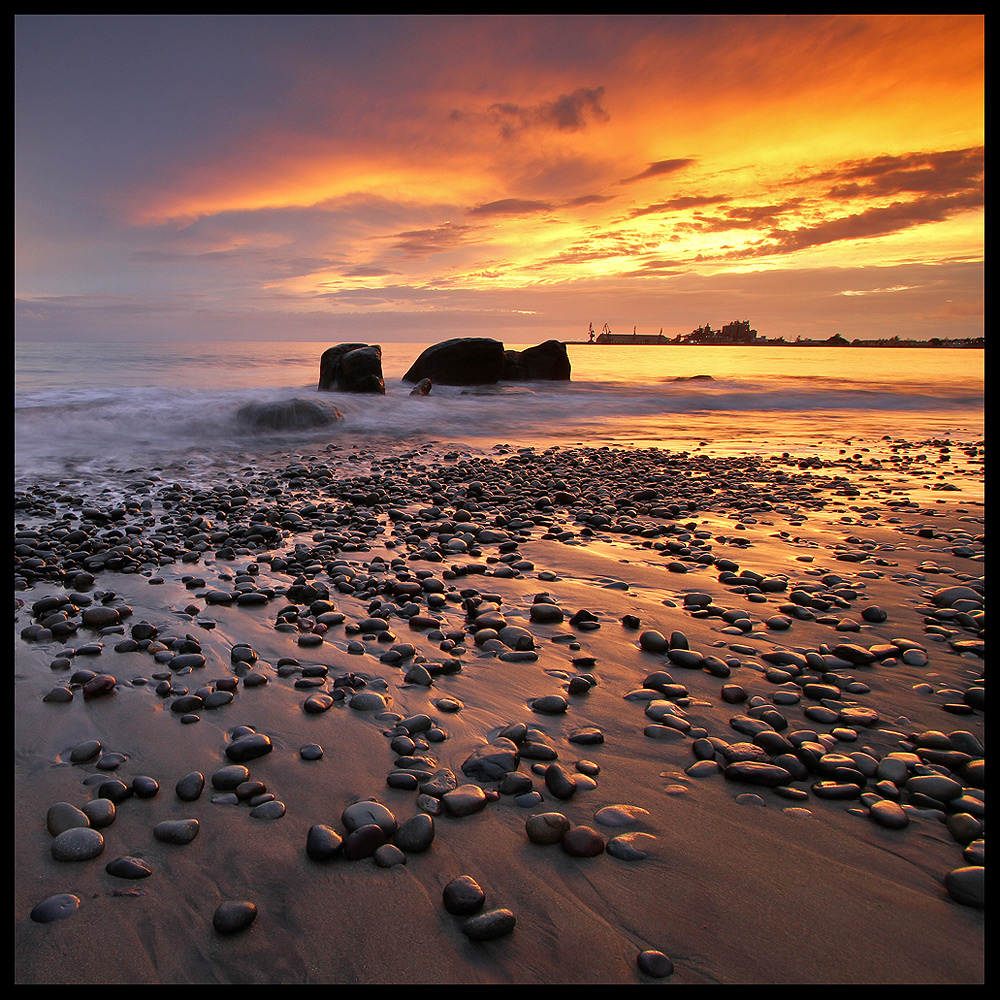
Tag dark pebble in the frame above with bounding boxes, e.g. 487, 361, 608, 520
462, 908, 516, 941
105, 855, 153, 879
443, 875, 486, 915
213, 899, 258, 935
560, 825, 605, 857
153, 818, 200, 845
637, 950, 675, 978
175, 771, 205, 801
30, 893, 81, 923
225, 732, 273, 762
306, 824, 344, 861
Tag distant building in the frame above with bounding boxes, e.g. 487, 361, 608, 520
593, 323, 670, 345
680, 320, 758, 345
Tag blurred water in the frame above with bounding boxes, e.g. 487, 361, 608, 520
14, 340, 984, 486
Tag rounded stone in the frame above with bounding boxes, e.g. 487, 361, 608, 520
560, 825, 605, 857
394, 813, 435, 852
944, 866, 984, 908
46, 802, 90, 836
51, 827, 104, 862
869, 799, 909, 830
175, 771, 205, 801
343, 824, 387, 860
69, 740, 102, 763
530, 694, 568, 715
374, 844, 407, 868
342, 800, 397, 837
637, 950, 675, 978
349, 691, 388, 712
526, 812, 572, 845
443, 874, 486, 915
225, 732, 273, 762
606, 832, 657, 861
211, 765, 250, 790
442, 783, 489, 817
250, 799, 286, 819
81, 797, 116, 829
153, 818, 200, 845
213, 900, 258, 935
132, 775, 160, 798
462, 907, 516, 941
594, 804, 650, 828
30, 893, 81, 923
306, 824, 344, 861
105, 855, 153, 879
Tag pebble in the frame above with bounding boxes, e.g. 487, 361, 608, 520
560, 825, 605, 857
443, 875, 486, 915
225, 732, 273, 762
869, 799, 909, 829
175, 771, 205, 801
213, 900, 258, 935
105, 855, 153, 879
153, 819, 200, 844
443, 783, 489, 816
944, 866, 984, 909
46, 802, 90, 836
82, 798, 116, 829
606, 832, 656, 860
594, 804, 649, 827
30, 893, 81, 923
51, 827, 104, 861
462, 908, 516, 941
342, 800, 397, 837
394, 813, 435, 852
637, 949, 675, 978
526, 812, 571, 845
306, 824, 344, 861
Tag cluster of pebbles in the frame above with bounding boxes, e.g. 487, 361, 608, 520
15, 438, 984, 979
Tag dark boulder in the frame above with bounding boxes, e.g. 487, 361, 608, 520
402, 338, 507, 386
236, 398, 343, 432
502, 340, 571, 381
409, 377, 433, 396
318, 343, 385, 394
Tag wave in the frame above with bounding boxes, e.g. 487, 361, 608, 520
14, 375, 983, 484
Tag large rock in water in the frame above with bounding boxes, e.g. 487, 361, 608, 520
318, 343, 385, 393
236, 398, 343, 431
402, 338, 507, 386
502, 340, 571, 380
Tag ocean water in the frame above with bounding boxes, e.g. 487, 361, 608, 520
14, 340, 984, 487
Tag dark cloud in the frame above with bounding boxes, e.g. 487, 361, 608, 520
451, 86, 609, 138
628, 193, 730, 218
467, 198, 554, 217
381, 222, 482, 257
619, 158, 696, 184
809, 146, 984, 199
680, 199, 805, 233
725, 190, 984, 259
562, 192, 617, 208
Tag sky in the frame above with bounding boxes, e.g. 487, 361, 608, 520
15, 14, 984, 344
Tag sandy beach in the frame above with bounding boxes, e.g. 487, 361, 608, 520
14, 434, 984, 984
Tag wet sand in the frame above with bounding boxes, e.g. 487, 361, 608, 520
14, 435, 984, 984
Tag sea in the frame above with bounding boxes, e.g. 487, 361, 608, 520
14, 340, 985, 491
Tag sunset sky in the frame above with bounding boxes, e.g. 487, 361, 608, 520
15, 14, 984, 343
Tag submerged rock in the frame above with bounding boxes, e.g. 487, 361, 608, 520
236, 398, 343, 432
